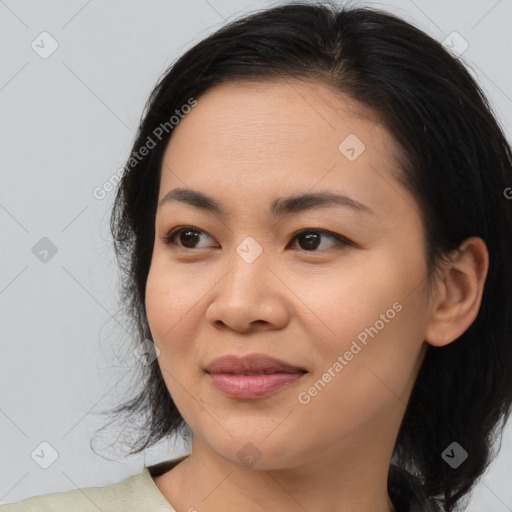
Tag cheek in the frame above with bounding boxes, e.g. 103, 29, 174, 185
145, 262, 204, 405
290, 259, 424, 398
145, 259, 201, 349
287, 261, 400, 349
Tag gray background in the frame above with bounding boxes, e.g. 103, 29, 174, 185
1, 0, 511, 509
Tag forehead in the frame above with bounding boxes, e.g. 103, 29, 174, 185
164, 79, 396, 169
168, 78, 384, 148
158, 78, 415, 221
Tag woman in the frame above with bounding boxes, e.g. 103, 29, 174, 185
4, 1, 511, 511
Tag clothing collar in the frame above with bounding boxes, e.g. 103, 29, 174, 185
148, 458, 442, 511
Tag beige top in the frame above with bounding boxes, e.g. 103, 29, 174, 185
1, 457, 440, 511
0, 457, 188, 511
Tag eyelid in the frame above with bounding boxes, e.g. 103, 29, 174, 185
289, 228, 353, 247
160, 225, 353, 250
160, 225, 211, 246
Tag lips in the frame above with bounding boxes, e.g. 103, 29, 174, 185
205, 354, 307, 399
205, 354, 307, 375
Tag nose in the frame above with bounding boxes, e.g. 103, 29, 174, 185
205, 246, 290, 334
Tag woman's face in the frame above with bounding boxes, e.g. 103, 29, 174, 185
145, 79, 433, 469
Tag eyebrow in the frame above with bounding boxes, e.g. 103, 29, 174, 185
158, 187, 375, 217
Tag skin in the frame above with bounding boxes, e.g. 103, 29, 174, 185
145, 79, 489, 512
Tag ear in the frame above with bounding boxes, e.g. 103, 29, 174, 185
424, 237, 489, 347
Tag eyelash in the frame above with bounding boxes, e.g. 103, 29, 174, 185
160, 226, 351, 252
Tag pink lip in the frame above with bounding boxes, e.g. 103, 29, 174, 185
205, 353, 307, 374
208, 372, 306, 399
205, 354, 307, 399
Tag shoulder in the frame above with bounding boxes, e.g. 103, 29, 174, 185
1, 465, 176, 512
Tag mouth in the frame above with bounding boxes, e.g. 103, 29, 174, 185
205, 353, 307, 375
205, 353, 307, 399
206, 369, 307, 375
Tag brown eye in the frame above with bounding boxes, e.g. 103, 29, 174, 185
289, 229, 349, 251
162, 227, 215, 249
178, 229, 201, 248
161, 226, 349, 252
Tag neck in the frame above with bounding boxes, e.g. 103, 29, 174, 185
155, 433, 397, 512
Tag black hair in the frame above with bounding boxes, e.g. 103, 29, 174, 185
97, 2, 512, 511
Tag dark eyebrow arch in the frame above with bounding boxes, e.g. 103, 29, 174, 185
158, 187, 375, 216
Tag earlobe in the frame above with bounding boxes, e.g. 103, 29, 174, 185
424, 237, 489, 348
